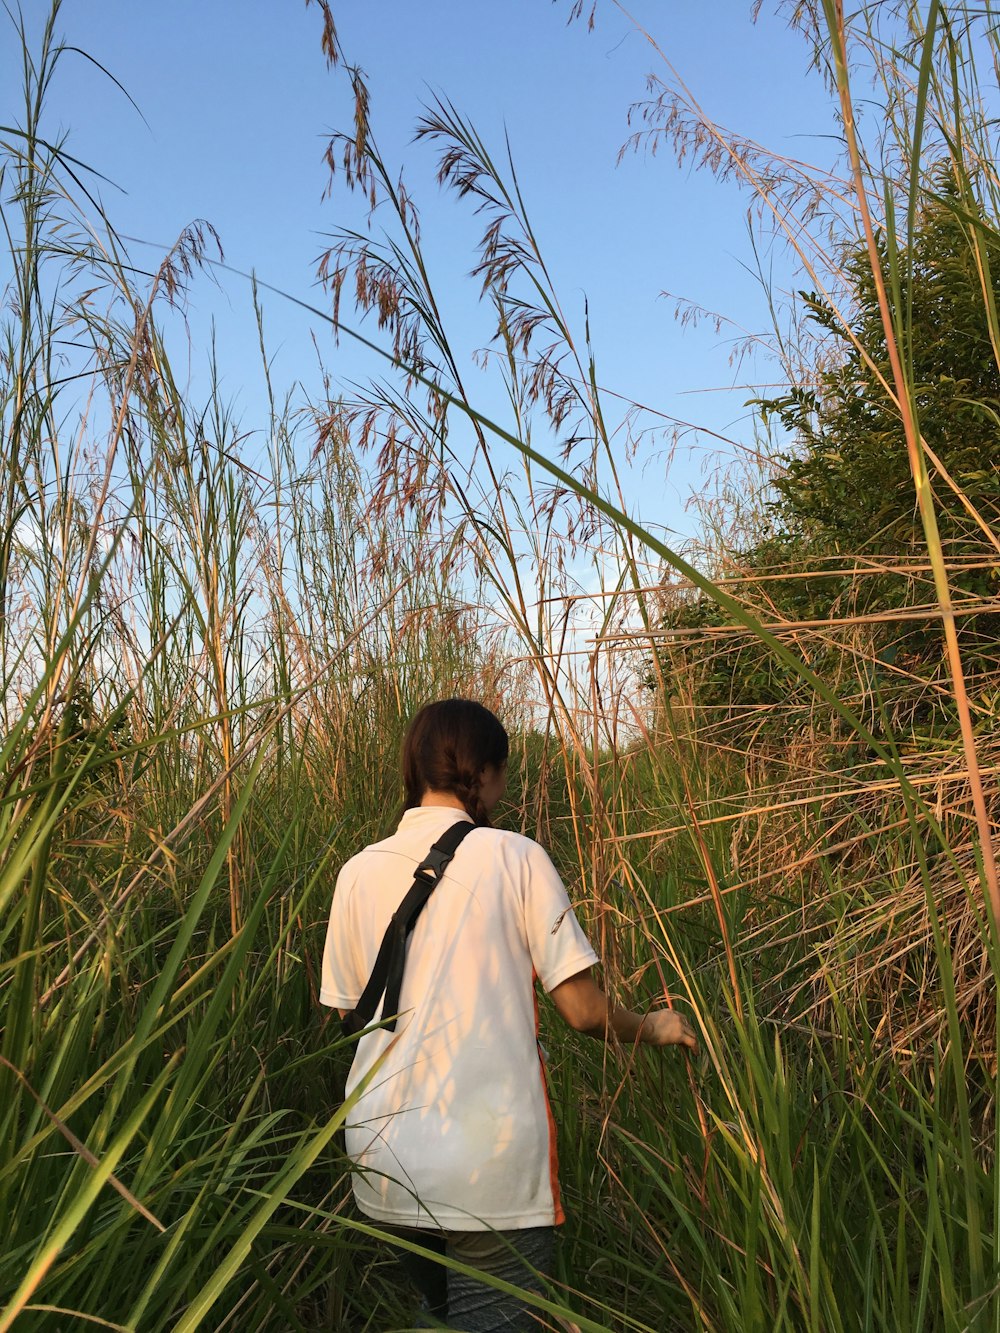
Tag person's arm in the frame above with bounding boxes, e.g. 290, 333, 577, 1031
549, 969, 698, 1051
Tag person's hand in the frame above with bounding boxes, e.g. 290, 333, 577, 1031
641, 1009, 699, 1053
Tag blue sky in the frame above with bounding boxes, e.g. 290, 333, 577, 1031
1, 1, 836, 543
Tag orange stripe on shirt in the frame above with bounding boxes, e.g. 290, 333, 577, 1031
533, 973, 565, 1226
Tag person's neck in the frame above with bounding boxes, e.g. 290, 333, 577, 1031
419, 791, 468, 813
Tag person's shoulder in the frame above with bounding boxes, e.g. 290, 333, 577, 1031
474, 826, 554, 865
335, 831, 399, 882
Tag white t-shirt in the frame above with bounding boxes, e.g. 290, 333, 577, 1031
320, 806, 599, 1231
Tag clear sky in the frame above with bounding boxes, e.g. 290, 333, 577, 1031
1, 1, 836, 544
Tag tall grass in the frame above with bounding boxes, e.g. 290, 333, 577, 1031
0, 11, 526, 1329
2, 1, 999, 1329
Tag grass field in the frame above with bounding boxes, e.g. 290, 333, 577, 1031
2, 2, 999, 1329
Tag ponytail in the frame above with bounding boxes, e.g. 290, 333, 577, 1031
402, 699, 509, 826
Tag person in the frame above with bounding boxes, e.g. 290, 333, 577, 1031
320, 698, 697, 1331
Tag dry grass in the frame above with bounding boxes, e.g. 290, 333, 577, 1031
2, 2, 999, 1329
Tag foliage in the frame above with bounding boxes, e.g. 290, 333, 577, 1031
661, 175, 1000, 738
768, 180, 1000, 558
2, 3, 1000, 1332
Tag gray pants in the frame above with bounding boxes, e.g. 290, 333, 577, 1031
383, 1224, 554, 1331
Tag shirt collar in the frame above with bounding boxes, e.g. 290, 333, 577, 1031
397, 805, 475, 832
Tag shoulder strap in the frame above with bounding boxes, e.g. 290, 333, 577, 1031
341, 819, 477, 1039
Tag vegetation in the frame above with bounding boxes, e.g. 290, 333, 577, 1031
2, 2, 999, 1330
667, 175, 1000, 733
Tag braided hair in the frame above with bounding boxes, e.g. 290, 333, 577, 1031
402, 699, 509, 827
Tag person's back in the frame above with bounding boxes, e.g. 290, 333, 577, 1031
322, 805, 598, 1229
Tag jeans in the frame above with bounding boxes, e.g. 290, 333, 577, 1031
383, 1224, 555, 1332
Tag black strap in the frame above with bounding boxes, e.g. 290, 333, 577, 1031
341, 819, 476, 1038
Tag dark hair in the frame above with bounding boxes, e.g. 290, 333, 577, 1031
402, 698, 509, 826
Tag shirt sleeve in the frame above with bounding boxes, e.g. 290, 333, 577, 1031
518, 839, 599, 992
319, 865, 363, 1009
